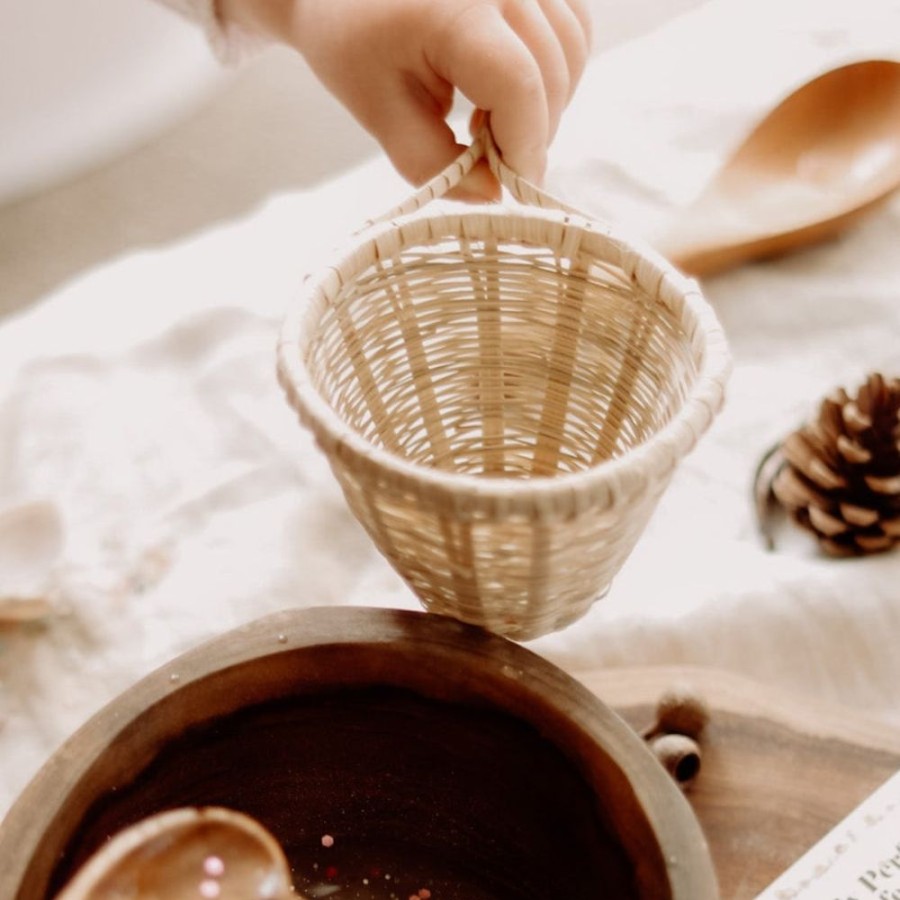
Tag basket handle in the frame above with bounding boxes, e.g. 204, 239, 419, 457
364, 124, 588, 229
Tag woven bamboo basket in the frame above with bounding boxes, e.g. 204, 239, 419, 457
277, 130, 731, 640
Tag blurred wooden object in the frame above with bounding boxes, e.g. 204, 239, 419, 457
658, 60, 900, 276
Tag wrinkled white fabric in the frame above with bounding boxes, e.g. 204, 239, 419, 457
3, 0, 900, 820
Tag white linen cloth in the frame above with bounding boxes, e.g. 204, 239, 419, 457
3, 0, 900, 819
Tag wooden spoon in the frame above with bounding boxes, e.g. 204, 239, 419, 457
54, 807, 301, 900
657, 59, 900, 276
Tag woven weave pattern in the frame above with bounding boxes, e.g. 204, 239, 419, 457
279, 136, 729, 639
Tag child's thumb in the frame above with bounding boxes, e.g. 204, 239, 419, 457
368, 89, 499, 201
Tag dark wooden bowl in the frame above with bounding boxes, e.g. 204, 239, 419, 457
0, 608, 718, 899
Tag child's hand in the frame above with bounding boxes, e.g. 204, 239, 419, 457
218, 0, 592, 197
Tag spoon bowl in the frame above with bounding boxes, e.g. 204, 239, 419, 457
54, 807, 297, 900
658, 59, 900, 276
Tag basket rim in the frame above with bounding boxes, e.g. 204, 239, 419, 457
277, 204, 731, 513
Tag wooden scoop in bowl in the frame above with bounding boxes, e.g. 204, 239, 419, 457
54, 807, 299, 900
657, 59, 900, 276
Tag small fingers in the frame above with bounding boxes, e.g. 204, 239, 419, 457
536, 0, 592, 98
333, 0, 593, 190
503, 0, 570, 138
429, 4, 550, 183
372, 85, 464, 185
362, 72, 500, 199
429, 0, 592, 181
560, 0, 593, 54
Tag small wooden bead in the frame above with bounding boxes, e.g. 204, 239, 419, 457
654, 686, 711, 739
648, 733, 702, 788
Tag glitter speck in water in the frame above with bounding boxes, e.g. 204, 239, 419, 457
203, 855, 225, 878
169, 673, 180, 683
199, 879, 221, 898
277, 633, 287, 644
321, 833, 334, 848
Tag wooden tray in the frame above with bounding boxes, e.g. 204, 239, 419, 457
579, 665, 900, 900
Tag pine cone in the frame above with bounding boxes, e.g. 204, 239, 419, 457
759, 373, 900, 556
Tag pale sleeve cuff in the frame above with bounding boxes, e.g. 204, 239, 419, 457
152, 0, 269, 65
